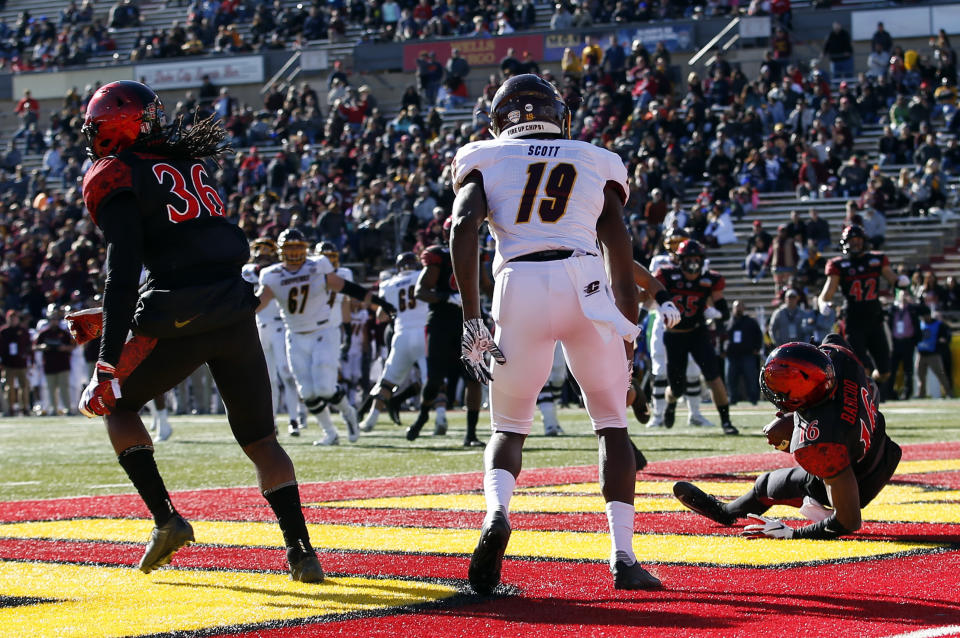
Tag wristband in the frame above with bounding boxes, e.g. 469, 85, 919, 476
791, 514, 851, 540
340, 279, 370, 302
95, 361, 117, 377
654, 289, 671, 306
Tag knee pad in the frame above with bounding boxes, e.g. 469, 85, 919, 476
536, 387, 553, 405
304, 396, 327, 415
685, 376, 701, 397
549, 384, 564, 401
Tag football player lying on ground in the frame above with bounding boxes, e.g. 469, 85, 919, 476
76, 81, 325, 582
673, 334, 902, 539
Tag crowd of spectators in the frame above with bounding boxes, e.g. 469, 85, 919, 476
2, 12, 960, 410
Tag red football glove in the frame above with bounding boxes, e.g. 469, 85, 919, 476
79, 362, 122, 418
65, 307, 104, 345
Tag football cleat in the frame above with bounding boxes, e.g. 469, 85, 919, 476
463, 436, 484, 448
631, 387, 650, 424
288, 550, 324, 583
139, 514, 194, 574
153, 419, 172, 442
288, 424, 300, 437
673, 481, 736, 525
611, 560, 662, 590
646, 416, 664, 429
312, 432, 340, 446
663, 402, 676, 429
721, 422, 740, 435
405, 423, 423, 441
468, 508, 511, 595
387, 401, 403, 426
433, 422, 447, 436
359, 410, 378, 433
544, 424, 564, 437
687, 414, 715, 427
341, 404, 360, 443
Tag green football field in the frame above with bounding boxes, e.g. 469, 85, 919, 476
1, 399, 957, 501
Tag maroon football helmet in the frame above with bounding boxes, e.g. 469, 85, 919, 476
490, 74, 570, 139
760, 342, 837, 412
82, 81, 166, 159
676, 239, 706, 274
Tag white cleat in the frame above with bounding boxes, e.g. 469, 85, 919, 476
359, 411, 377, 433
688, 415, 716, 427
341, 404, 360, 443
312, 432, 340, 446
153, 420, 172, 442
646, 417, 664, 429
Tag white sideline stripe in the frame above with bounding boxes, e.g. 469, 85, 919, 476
1, 481, 40, 486
882, 626, 960, 638
88, 483, 133, 488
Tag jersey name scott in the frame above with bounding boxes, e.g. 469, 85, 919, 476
527, 145, 560, 157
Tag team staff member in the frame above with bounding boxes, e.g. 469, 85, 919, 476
674, 335, 901, 539
818, 224, 910, 384
77, 80, 323, 582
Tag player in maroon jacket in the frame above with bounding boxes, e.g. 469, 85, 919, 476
78, 80, 322, 582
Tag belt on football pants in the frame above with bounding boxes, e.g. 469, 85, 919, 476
511, 249, 576, 262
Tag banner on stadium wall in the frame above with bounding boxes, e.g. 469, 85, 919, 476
135, 56, 263, 90
401, 35, 543, 71
542, 26, 693, 63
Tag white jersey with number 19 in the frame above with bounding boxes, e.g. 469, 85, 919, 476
451, 138, 628, 275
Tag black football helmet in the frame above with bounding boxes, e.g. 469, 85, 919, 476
760, 342, 837, 412
81, 81, 166, 159
317, 240, 340, 268
490, 74, 570, 139
676, 239, 706, 274
278, 228, 309, 269
396, 252, 419, 272
840, 224, 867, 256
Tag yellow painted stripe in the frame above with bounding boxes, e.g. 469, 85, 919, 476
896, 459, 960, 474
0, 561, 455, 638
0, 519, 943, 566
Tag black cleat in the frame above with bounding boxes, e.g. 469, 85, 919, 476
631, 382, 650, 424
463, 437, 484, 447
288, 551, 325, 583
721, 421, 739, 435
468, 509, 511, 595
673, 481, 736, 525
387, 398, 403, 426
611, 560, 662, 590
630, 439, 648, 472
405, 423, 423, 441
663, 402, 676, 429
139, 514, 195, 573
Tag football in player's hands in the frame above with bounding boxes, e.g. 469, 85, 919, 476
659, 301, 682, 328
762, 413, 794, 451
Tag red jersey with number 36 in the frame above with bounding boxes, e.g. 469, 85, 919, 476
825, 252, 889, 318
789, 334, 891, 480
654, 265, 725, 331
82, 150, 248, 283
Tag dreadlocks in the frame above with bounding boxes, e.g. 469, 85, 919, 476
135, 113, 233, 160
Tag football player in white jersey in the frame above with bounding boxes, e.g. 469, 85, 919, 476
242, 238, 303, 436
342, 301, 369, 400
256, 229, 396, 444
311, 241, 356, 445
450, 74, 676, 593
645, 228, 714, 429
360, 252, 429, 431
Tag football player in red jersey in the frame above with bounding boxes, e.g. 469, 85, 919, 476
673, 335, 901, 539
654, 240, 739, 434
77, 81, 323, 582
818, 224, 909, 386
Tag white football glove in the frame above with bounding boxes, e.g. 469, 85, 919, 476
659, 301, 682, 329
798, 496, 833, 523
817, 299, 832, 316
742, 513, 794, 539
461, 318, 506, 384
896, 274, 910, 289
704, 307, 723, 321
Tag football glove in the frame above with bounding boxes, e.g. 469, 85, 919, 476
703, 306, 723, 321
65, 307, 104, 345
461, 318, 505, 384
817, 299, 832, 316
742, 513, 794, 539
659, 301, 682, 328
78, 361, 122, 418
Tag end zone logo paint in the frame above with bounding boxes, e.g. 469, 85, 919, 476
2, 443, 960, 637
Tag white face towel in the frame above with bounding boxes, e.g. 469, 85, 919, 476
561, 252, 640, 344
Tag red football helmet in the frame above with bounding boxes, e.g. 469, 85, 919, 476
82, 81, 166, 159
760, 342, 837, 412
